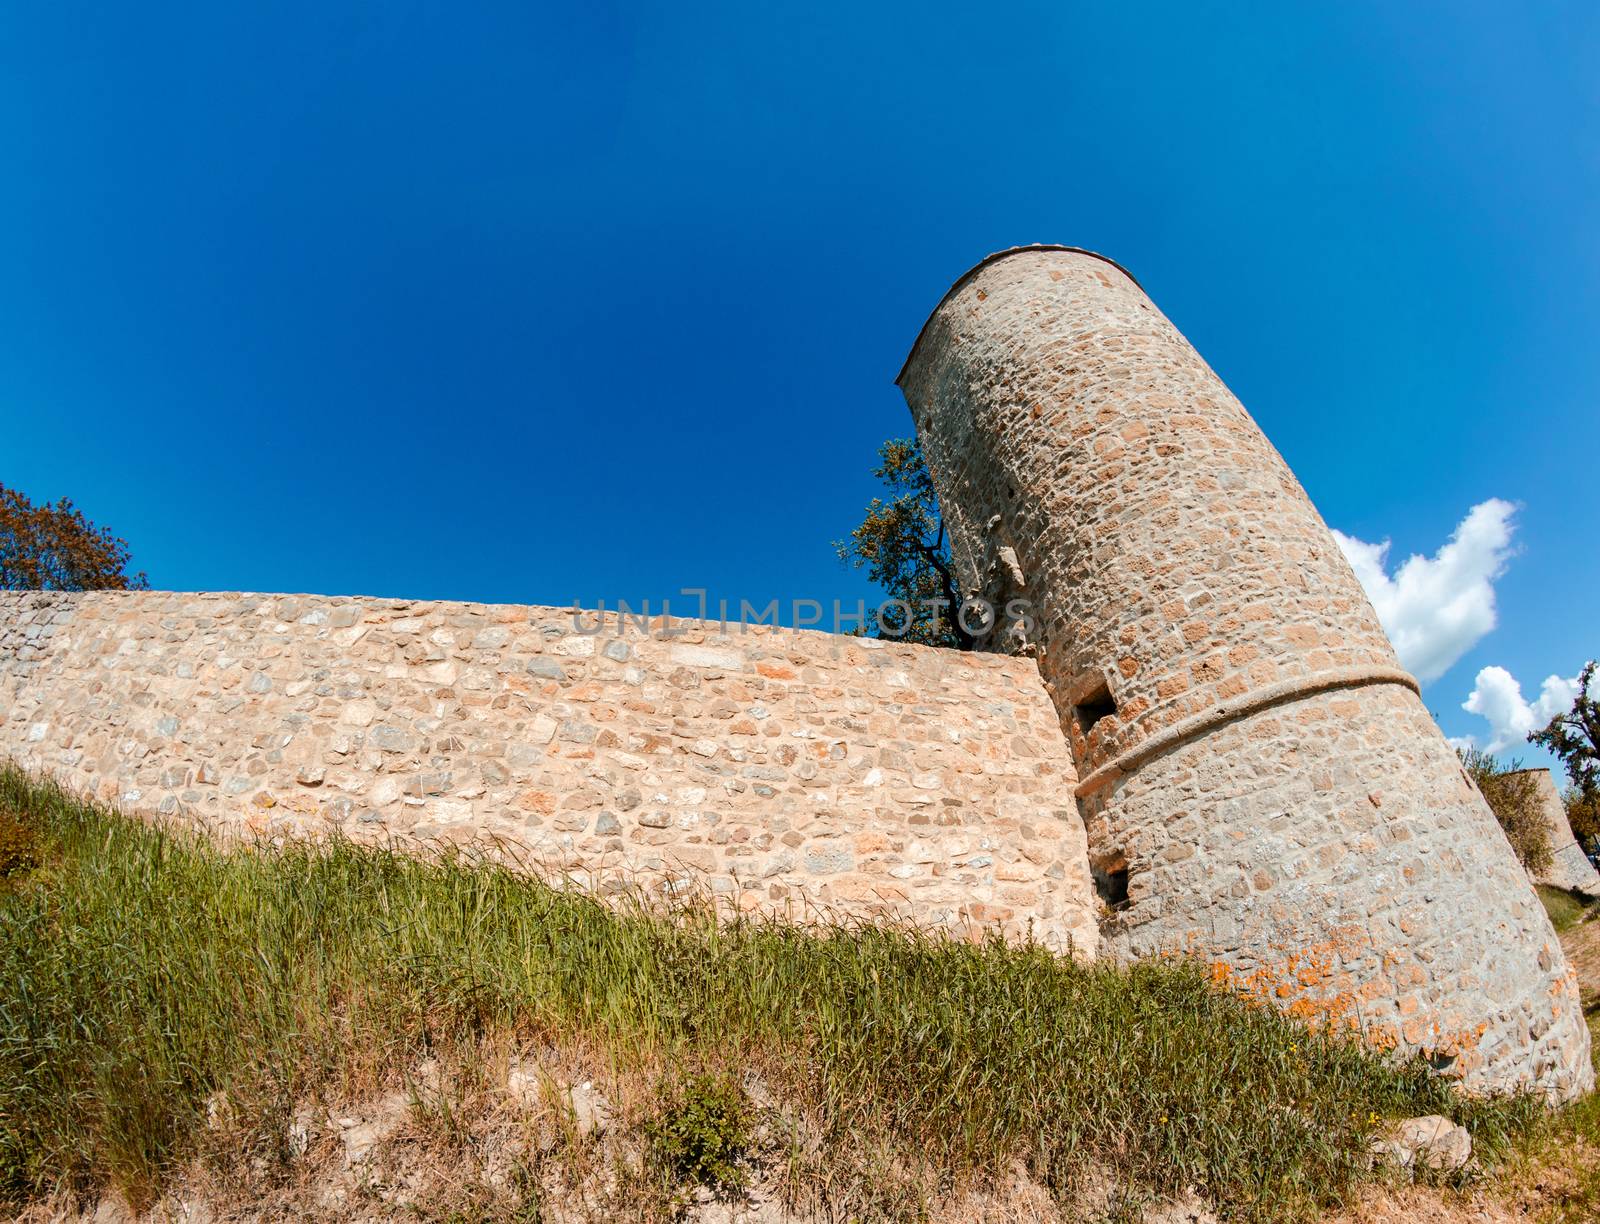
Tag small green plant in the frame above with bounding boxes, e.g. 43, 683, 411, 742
644, 1071, 750, 1194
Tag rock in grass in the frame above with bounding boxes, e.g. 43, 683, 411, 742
1370, 1114, 1473, 1172
504, 1059, 613, 1140
569, 1080, 614, 1139
337, 1092, 409, 1167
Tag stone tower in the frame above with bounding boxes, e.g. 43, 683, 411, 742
897, 246, 1592, 1099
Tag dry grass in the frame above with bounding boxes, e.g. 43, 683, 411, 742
0, 764, 1560, 1222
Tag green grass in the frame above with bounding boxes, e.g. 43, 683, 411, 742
1538, 885, 1599, 934
0, 764, 1549, 1221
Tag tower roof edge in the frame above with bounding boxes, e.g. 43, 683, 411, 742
895, 245, 1142, 389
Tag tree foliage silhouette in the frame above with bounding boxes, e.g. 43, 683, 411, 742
834, 438, 972, 650
0, 484, 148, 591
1531, 660, 1600, 848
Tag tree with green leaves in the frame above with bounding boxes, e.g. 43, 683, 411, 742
1530, 660, 1600, 849
834, 438, 972, 650
1563, 788, 1599, 855
0, 483, 148, 591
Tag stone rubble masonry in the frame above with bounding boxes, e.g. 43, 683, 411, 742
0, 589, 1098, 954
897, 245, 1593, 1100
1510, 768, 1600, 898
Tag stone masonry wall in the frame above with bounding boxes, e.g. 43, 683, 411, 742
898, 245, 1593, 1099
0, 590, 1099, 952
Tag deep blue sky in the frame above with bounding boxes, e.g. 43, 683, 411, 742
3, 3, 1596, 749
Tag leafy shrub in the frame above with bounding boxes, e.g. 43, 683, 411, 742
643, 1071, 750, 1194
1460, 748, 1553, 875
1567, 786, 1600, 853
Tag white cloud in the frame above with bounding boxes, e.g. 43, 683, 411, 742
1338, 499, 1594, 759
1332, 498, 1517, 684
1457, 666, 1582, 754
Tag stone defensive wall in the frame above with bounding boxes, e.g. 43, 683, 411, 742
0, 589, 1099, 952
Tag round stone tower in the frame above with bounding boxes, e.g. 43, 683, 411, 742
897, 245, 1592, 1099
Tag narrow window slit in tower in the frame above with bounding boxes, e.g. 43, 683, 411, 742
1073, 680, 1117, 736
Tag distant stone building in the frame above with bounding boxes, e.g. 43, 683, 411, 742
1506, 767, 1600, 897
897, 245, 1591, 1100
